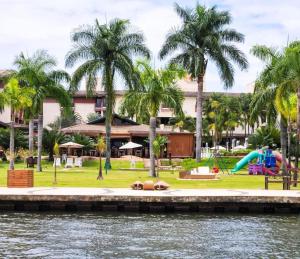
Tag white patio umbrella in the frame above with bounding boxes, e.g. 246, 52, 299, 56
59, 142, 84, 155
210, 145, 226, 150
119, 141, 142, 150
233, 145, 246, 150
59, 142, 84, 148
119, 142, 142, 167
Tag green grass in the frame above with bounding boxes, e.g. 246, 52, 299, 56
0, 159, 298, 190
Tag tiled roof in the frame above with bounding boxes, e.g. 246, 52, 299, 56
61, 123, 191, 136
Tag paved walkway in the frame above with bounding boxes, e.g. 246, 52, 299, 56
0, 187, 299, 200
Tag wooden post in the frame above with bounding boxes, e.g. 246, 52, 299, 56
265, 176, 268, 190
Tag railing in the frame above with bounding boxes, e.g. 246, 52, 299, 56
265, 173, 300, 190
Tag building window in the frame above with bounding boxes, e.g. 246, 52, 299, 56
95, 97, 106, 108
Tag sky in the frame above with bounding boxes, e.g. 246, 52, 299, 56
0, 0, 299, 92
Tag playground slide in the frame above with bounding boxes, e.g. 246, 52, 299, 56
231, 150, 259, 173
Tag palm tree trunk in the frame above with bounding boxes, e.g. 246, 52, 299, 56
9, 109, 15, 170
37, 113, 43, 172
287, 120, 291, 165
149, 116, 156, 177
195, 74, 204, 162
279, 117, 288, 177
104, 64, 113, 170
28, 119, 34, 156
53, 156, 57, 184
97, 153, 103, 180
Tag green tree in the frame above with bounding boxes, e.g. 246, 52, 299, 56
250, 45, 291, 173
87, 113, 101, 123
14, 50, 72, 172
65, 18, 150, 169
169, 115, 195, 132
2, 78, 35, 169
159, 3, 248, 162
276, 42, 300, 170
239, 93, 253, 136
153, 135, 167, 177
43, 127, 66, 161
65, 133, 95, 153
120, 61, 184, 177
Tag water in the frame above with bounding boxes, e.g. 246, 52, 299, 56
0, 212, 299, 259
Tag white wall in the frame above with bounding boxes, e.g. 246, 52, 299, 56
74, 103, 95, 122
0, 106, 11, 123
43, 102, 61, 127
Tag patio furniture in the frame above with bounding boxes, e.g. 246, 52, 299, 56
130, 159, 136, 169
74, 157, 82, 167
26, 156, 35, 168
62, 154, 67, 163
65, 157, 74, 168
53, 157, 61, 167
135, 150, 142, 157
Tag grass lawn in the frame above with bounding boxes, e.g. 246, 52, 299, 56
0, 159, 298, 190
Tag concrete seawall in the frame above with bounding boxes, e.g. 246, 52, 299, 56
0, 188, 299, 213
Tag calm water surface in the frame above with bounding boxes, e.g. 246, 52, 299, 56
0, 212, 299, 258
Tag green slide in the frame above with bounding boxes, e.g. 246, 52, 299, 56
231, 150, 260, 173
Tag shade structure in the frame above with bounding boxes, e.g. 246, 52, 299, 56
59, 142, 84, 149
210, 145, 226, 150
119, 141, 142, 150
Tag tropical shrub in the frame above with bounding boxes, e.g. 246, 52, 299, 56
248, 127, 280, 149
0, 128, 27, 150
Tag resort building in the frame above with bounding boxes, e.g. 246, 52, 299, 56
0, 71, 253, 156
62, 114, 194, 158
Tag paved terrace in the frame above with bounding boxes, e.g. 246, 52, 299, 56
0, 188, 299, 213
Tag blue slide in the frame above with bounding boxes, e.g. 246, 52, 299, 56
231, 150, 260, 173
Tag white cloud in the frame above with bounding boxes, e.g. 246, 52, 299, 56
0, 0, 300, 92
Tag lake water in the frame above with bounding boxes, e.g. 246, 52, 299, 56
0, 212, 299, 258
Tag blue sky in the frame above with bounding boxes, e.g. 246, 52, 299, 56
0, 0, 299, 92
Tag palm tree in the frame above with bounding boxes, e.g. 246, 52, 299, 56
250, 45, 292, 174
120, 61, 184, 177
65, 19, 150, 169
2, 78, 35, 170
13, 50, 72, 172
159, 3, 248, 162
277, 42, 300, 171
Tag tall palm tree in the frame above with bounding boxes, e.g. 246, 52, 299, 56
65, 19, 150, 169
250, 45, 292, 174
120, 61, 184, 177
277, 42, 300, 170
14, 50, 72, 172
159, 3, 248, 162
2, 78, 35, 170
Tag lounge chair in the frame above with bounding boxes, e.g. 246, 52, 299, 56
53, 157, 61, 167
74, 157, 82, 167
65, 157, 74, 168
197, 166, 210, 175
130, 159, 136, 168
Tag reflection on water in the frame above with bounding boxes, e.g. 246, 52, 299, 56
0, 212, 299, 258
